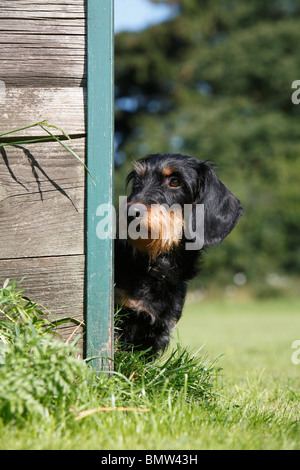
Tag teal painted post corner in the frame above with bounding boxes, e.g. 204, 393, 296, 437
86, 0, 114, 369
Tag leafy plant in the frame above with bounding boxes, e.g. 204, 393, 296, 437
0, 279, 220, 426
0, 324, 91, 424
0, 278, 81, 344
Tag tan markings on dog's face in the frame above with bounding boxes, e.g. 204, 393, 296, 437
133, 161, 146, 178
147, 205, 184, 258
162, 167, 176, 176
114, 288, 156, 324
127, 204, 184, 260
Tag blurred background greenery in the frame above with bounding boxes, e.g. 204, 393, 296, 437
114, 0, 300, 299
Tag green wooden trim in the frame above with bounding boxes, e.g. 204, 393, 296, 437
86, 0, 114, 370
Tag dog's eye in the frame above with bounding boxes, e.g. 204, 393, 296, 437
169, 177, 181, 188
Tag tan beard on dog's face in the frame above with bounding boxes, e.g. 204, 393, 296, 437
127, 204, 184, 259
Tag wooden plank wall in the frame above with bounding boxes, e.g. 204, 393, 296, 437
0, 0, 86, 350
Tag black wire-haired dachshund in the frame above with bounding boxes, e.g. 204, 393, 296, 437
115, 153, 243, 357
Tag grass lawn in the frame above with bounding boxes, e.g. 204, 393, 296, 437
172, 296, 300, 449
177, 296, 300, 384
0, 293, 299, 450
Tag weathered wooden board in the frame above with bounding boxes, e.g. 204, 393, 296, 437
0, 188, 84, 258
0, 0, 84, 6
0, 47, 84, 57
0, 255, 84, 318
0, 1, 85, 18
1, 76, 86, 89
1, 88, 85, 136
0, 139, 86, 349
0, 1, 102, 358
0, 58, 85, 84
0, 139, 85, 258
0, 19, 85, 35
0, 35, 85, 47
0, 139, 85, 197
0, 1, 86, 87
0, 255, 85, 352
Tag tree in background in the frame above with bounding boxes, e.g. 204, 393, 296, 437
115, 0, 300, 296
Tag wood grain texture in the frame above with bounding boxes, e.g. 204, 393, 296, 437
0, 188, 84, 258
0, 255, 84, 318
1, 88, 85, 137
0, 139, 85, 259
0, 139, 85, 197
0, 255, 85, 353
0, 0, 86, 87
0, 1, 85, 18
0, 1, 88, 355
0, 19, 85, 35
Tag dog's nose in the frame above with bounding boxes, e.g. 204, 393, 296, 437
127, 204, 143, 223
130, 206, 141, 218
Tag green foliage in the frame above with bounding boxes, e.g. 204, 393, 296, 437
0, 325, 90, 424
0, 292, 299, 449
115, 343, 221, 404
115, 0, 300, 294
0, 278, 81, 344
0, 279, 53, 344
0, 279, 90, 424
0, 280, 218, 427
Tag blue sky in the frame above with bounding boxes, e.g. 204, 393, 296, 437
114, 0, 177, 33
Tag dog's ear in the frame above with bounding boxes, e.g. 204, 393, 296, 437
197, 163, 243, 247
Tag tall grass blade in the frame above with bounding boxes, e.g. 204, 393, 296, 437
0, 121, 95, 184
40, 124, 95, 185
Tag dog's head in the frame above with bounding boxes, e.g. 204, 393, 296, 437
123, 153, 243, 257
